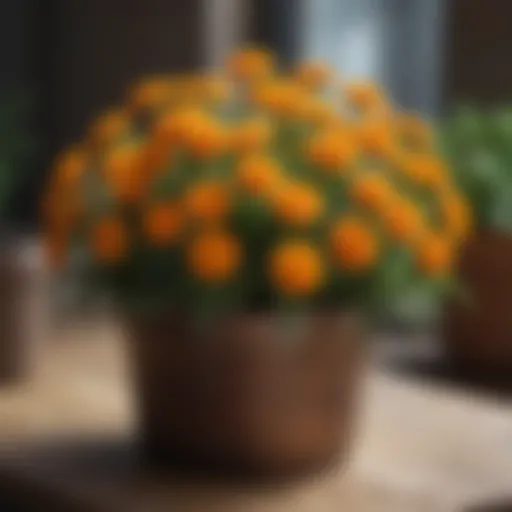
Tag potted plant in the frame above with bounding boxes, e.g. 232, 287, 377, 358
442, 105, 512, 378
42, 48, 467, 477
0, 92, 41, 384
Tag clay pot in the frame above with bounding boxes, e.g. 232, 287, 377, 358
443, 230, 512, 378
127, 312, 365, 479
0, 236, 47, 384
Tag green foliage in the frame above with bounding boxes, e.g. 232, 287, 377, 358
441, 104, 512, 233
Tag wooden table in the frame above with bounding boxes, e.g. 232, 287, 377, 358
0, 321, 512, 511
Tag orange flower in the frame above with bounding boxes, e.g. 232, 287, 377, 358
404, 154, 449, 189
416, 233, 453, 275
269, 241, 324, 297
237, 154, 282, 195
227, 47, 274, 81
188, 230, 242, 282
52, 146, 87, 188
272, 182, 324, 226
351, 174, 395, 212
232, 118, 272, 153
103, 143, 146, 202
295, 61, 332, 89
91, 217, 128, 264
441, 192, 472, 242
143, 202, 183, 245
199, 74, 231, 103
330, 217, 378, 271
184, 181, 231, 223
397, 113, 433, 148
138, 137, 173, 177
88, 108, 130, 148
185, 117, 229, 159
253, 79, 307, 117
344, 82, 386, 111
301, 97, 339, 126
356, 120, 396, 157
128, 76, 173, 112
154, 107, 206, 145
383, 200, 425, 244
306, 129, 358, 171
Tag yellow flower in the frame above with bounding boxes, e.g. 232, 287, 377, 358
330, 217, 378, 271
306, 129, 358, 171
401, 154, 449, 189
272, 182, 324, 226
91, 217, 128, 264
184, 181, 231, 223
231, 118, 272, 154
143, 202, 183, 246
295, 61, 332, 89
227, 47, 274, 81
351, 174, 395, 212
188, 230, 242, 282
237, 154, 282, 195
269, 241, 324, 297
103, 143, 146, 202
416, 232, 453, 276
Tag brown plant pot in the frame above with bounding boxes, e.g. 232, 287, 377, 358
126, 312, 365, 479
443, 230, 512, 380
0, 236, 47, 385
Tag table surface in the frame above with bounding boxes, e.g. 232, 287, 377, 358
1, 321, 512, 512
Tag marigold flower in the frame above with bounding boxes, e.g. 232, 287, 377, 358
52, 146, 87, 188
351, 174, 395, 212
416, 233, 453, 275
237, 154, 282, 195
128, 76, 173, 112
91, 217, 128, 264
269, 241, 324, 297
138, 137, 173, 176
441, 192, 472, 242
306, 129, 358, 171
188, 230, 242, 282
301, 97, 339, 126
272, 182, 324, 226
185, 117, 229, 159
397, 113, 433, 148
232, 118, 272, 153
330, 217, 378, 271
143, 202, 183, 245
88, 108, 130, 148
227, 47, 274, 81
344, 81, 386, 111
356, 120, 396, 157
295, 61, 332, 89
401, 154, 449, 189
253, 80, 307, 117
383, 200, 425, 244
184, 181, 231, 223
103, 143, 146, 202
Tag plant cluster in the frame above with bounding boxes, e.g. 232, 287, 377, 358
43, 48, 470, 318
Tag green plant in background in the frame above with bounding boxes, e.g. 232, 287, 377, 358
442, 104, 512, 234
0, 92, 36, 224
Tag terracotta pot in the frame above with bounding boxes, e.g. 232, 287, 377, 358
0, 236, 47, 384
127, 312, 365, 478
443, 230, 512, 377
